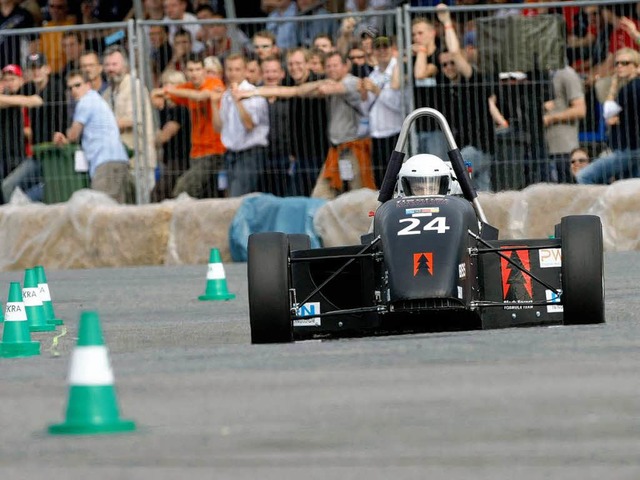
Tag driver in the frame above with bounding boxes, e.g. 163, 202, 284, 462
395, 153, 460, 197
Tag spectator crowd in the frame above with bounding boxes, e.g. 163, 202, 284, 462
1, 0, 640, 204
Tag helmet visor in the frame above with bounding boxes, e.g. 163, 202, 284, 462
401, 175, 449, 196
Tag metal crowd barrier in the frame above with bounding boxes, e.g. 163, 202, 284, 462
0, 1, 638, 204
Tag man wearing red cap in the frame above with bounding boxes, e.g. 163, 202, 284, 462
0, 64, 43, 203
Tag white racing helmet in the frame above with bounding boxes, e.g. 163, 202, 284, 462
395, 154, 453, 197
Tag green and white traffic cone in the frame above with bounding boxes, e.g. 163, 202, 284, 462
0, 282, 40, 358
23, 268, 55, 332
48, 311, 136, 435
198, 248, 235, 301
35, 265, 63, 326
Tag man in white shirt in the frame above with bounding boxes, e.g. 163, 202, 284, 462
212, 54, 269, 197
360, 36, 403, 187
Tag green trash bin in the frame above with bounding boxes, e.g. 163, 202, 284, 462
32, 143, 90, 204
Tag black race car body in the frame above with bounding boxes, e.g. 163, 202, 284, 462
247, 108, 605, 343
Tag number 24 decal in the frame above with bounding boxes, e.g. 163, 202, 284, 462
398, 216, 450, 235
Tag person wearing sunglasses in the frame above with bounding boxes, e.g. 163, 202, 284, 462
433, 4, 497, 192
577, 48, 640, 185
53, 71, 132, 203
569, 147, 591, 182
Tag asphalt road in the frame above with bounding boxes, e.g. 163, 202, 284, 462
0, 252, 639, 479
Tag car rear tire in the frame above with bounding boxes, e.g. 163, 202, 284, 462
248, 232, 293, 344
560, 215, 605, 325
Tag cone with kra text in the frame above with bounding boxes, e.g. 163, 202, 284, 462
0, 282, 40, 358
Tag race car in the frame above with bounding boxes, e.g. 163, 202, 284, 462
247, 108, 605, 344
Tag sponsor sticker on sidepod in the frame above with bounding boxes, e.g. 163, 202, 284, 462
294, 302, 321, 327
539, 248, 561, 268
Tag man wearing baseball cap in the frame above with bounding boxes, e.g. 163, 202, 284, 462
0, 64, 44, 203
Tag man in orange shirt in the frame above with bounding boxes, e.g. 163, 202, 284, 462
153, 54, 226, 198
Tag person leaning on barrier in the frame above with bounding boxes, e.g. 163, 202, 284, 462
411, 15, 448, 162
283, 47, 329, 196
434, 4, 496, 192
577, 48, 640, 185
153, 53, 226, 199
150, 70, 191, 203
0, 64, 43, 204
359, 35, 402, 189
260, 55, 294, 197
53, 70, 132, 204
240, 50, 376, 199
211, 54, 270, 197
102, 45, 158, 201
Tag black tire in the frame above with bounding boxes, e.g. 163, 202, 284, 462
287, 233, 311, 252
560, 215, 605, 325
248, 232, 293, 344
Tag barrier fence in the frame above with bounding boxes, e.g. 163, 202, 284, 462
0, 0, 638, 204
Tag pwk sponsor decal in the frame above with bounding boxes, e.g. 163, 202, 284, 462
405, 207, 440, 217
545, 289, 564, 313
414, 252, 433, 276
458, 263, 466, 279
539, 248, 562, 268
293, 302, 321, 327
500, 248, 533, 306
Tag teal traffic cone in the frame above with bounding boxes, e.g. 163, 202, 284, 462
0, 282, 41, 358
48, 311, 136, 435
23, 268, 55, 332
35, 265, 63, 326
198, 248, 235, 301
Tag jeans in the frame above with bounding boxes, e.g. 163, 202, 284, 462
576, 148, 640, 185
227, 146, 267, 197
2, 157, 43, 202
461, 145, 492, 192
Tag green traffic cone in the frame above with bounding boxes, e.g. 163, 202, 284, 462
23, 268, 55, 332
0, 282, 41, 358
198, 248, 235, 301
48, 311, 136, 435
34, 265, 63, 326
